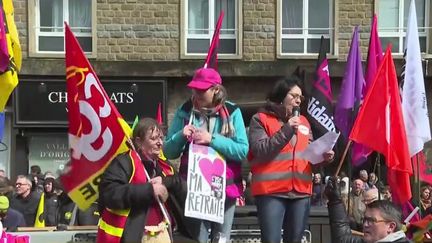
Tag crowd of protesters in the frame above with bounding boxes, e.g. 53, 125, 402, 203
0, 68, 431, 243
0, 165, 99, 231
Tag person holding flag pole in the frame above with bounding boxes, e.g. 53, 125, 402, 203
63, 23, 183, 243
99, 118, 191, 243
328, 46, 412, 243
164, 11, 248, 243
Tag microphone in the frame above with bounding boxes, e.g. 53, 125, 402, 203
292, 106, 300, 117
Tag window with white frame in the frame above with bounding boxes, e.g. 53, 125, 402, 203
279, 0, 333, 55
184, 0, 240, 56
31, 0, 94, 55
378, 0, 429, 54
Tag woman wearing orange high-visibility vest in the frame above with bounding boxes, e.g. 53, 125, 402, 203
97, 118, 190, 243
248, 77, 335, 243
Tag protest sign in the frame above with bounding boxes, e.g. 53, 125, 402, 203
185, 143, 226, 224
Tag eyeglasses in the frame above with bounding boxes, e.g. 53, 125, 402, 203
362, 216, 389, 226
15, 183, 30, 187
288, 93, 305, 101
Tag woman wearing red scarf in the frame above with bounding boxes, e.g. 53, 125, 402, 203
98, 118, 189, 243
163, 68, 249, 243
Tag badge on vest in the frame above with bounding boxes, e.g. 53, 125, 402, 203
298, 125, 309, 135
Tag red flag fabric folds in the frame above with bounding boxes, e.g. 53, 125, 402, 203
62, 23, 131, 210
156, 102, 163, 124
349, 46, 412, 204
204, 11, 224, 70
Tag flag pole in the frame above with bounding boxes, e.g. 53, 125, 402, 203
347, 146, 352, 220
334, 140, 353, 176
372, 156, 378, 173
376, 154, 381, 200
415, 153, 422, 216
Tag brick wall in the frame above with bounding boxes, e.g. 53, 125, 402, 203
13, 0, 379, 62
243, 0, 276, 61
337, 0, 374, 60
13, 0, 27, 59
97, 0, 179, 61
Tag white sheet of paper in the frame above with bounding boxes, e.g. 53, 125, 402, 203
301, 131, 340, 164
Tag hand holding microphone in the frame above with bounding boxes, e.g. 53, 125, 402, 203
288, 106, 301, 130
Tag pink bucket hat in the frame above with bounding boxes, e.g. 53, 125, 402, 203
187, 68, 222, 90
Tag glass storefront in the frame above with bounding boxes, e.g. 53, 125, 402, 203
28, 134, 69, 176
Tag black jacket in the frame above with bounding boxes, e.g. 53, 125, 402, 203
44, 193, 59, 226
99, 152, 192, 243
328, 200, 411, 243
57, 192, 75, 226
10, 191, 41, 226
57, 198, 99, 226
99, 152, 155, 243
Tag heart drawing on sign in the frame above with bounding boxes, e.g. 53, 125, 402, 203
199, 157, 224, 186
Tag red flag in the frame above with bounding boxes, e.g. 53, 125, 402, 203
351, 15, 383, 166
204, 11, 224, 70
349, 46, 412, 204
412, 151, 432, 184
156, 102, 163, 124
62, 23, 131, 210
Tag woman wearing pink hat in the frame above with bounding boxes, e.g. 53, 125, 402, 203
164, 67, 249, 243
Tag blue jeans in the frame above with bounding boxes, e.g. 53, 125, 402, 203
256, 195, 310, 243
185, 198, 236, 243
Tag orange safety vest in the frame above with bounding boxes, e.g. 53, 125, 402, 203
96, 150, 147, 243
249, 113, 313, 196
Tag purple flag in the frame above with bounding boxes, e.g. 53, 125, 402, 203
335, 27, 364, 138
351, 15, 383, 165
335, 27, 369, 166
364, 14, 383, 96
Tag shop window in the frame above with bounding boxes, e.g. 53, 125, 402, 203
28, 134, 70, 176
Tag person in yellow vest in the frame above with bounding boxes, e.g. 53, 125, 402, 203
247, 77, 335, 243
97, 118, 190, 243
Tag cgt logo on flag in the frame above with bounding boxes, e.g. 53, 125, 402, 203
67, 69, 116, 162
64, 65, 130, 209
62, 23, 130, 210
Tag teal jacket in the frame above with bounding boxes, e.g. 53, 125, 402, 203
164, 100, 249, 162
